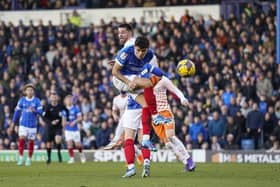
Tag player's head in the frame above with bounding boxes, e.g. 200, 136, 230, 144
23, 83, 35, 98
50, 91, 59, 103
134, 36, 149, 60
64, 95, 73, 107
118, 23, 133, 45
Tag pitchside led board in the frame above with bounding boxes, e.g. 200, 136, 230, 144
1, 150, 279, 164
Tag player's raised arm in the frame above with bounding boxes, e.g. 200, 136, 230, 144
161, 76, 189, 106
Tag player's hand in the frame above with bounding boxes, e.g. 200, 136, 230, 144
181, 98, 189, 107
127, 80, 137, 90
29, 106, 36, 112
257, 128, 261, 133
52, 119, 59, 125
10, 122, 15, 128
69, 121, 76, 127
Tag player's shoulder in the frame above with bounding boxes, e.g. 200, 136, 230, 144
116, 46, 133, 63
124, 38, 136, 47
34, 97, 41, 102
119, 45, 134, 54
73, 105, 81, 112
145, 48, 155, 60
18, 97, 25, 102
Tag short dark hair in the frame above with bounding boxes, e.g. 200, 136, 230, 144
118, 23, 133, 32
135, 36, 149, 49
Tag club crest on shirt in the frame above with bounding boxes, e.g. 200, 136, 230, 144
120, 52, 128, 60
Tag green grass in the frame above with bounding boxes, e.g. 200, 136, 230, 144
0, 162, 279, 187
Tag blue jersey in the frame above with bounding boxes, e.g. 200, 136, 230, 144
140, 63, 164, 78
127, 95, 142, 110
12, 97, 43, 128
115, 45, 154, 76
62, 105, 81, 131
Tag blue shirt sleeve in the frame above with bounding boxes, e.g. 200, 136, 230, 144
140, 63, 165, 78
35, 98, 43, 116
115, 47, 129, 66
12, 98, 23, 123
75, 107, 81, 117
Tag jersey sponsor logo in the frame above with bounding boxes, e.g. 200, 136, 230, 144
120, 52, 128, 60
141, 68, 148, 76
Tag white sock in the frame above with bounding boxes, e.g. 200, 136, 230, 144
134, 145, 141, 157
142, 135, 150, 141
112, 123, 124, 141
166, 136, 190, 164
128, 164, 135, 170
19, 156, 23, 160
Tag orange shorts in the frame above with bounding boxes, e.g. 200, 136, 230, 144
151, 110, 174, 141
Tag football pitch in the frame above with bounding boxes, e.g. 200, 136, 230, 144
0, 162, 279, 187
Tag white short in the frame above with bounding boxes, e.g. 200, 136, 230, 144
112, 75, 143, 98
122, 109, 142, 130
65, 130, 81, 142
18, 126, 37, 140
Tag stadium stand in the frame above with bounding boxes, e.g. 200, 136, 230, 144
0, 0, 220, 10
0, 1, 278, 151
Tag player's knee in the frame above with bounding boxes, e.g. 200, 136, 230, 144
112, 76, 130, 92
169, 136, 177, 144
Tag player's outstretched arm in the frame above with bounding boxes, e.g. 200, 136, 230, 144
161, 76, 189, 106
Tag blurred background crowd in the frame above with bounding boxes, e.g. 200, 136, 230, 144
0, 1, 279, 151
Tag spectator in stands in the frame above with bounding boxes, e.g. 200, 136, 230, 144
208, 110, 226, 146
256, 71, 273, 99
224, 134, 239, 150
210, 136, 221, 151
189, 115, 205, 143
192, 133, 208, 149
95, 121, 112, 149
246, 102, 265, 149
263, 105, 278, 143
68, 9, 81, 27
228, 97, 240, 117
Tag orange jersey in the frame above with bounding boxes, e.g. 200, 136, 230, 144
153, 76, 186, 112
152, 76, 187, 141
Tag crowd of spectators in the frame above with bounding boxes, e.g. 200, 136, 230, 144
0, 0, 219, 10
0, 2, 279, 152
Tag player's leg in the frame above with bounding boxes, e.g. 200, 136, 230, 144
46, 127, 54, 164
137, 129, 151, 178
165, 126, 195, 171
122, 109, 142, 178
104, 116, 125, 150
25, 127, 36, 166
17, 126, 26, 166
141, 106, 157, 151
55, 131, 63, 163
122, 127, 137, 178
46, 141, 52, 164
65, 131, 75, 164
74, 131, 86, 163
